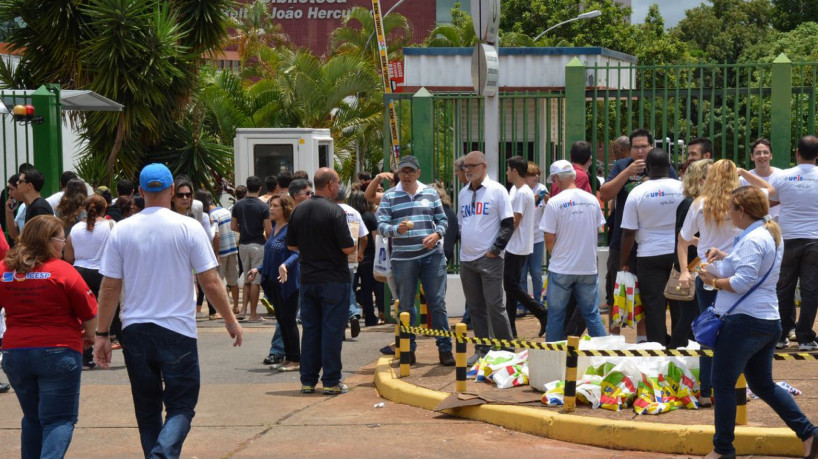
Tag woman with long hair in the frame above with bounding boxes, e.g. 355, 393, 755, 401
678, 159, 774, 406
700, 186, 818, 459
1, 215, 97, 458
247, 195, 300, 372
64, 194, 116, 364
55, 179, 88, 234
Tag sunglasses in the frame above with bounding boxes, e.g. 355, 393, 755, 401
175, 192, 192, 198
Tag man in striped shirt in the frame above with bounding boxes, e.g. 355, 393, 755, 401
377, 155, 454, 366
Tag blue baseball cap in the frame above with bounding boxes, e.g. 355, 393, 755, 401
139, 163, 173, 192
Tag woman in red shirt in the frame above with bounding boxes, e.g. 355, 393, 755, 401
0, 215, 98, 458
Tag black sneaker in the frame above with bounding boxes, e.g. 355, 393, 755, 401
350, 316, 361, 338
439, 351, 455, 367
776, 338, 790, 349
263, 354, 285, 365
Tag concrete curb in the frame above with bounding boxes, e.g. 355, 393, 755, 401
374, 357, 802, 456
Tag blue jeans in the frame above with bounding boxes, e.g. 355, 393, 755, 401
711, 314, 817, 454
121, 323, 200, 458
300, 281, 350, 387
2, 347, 82, 459
348, 267, 362, 320
545, 271, 607, 342
391, 250, 451, 352
518, 240, 544, 306
696, 276, 718, 398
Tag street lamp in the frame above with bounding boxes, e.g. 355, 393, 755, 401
533, 10, 602, 41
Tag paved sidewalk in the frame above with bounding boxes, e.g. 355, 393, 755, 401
0, 320, 682, 458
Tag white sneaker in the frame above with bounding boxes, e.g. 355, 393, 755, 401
798, 341, 818, 351
776, 338, 790, 349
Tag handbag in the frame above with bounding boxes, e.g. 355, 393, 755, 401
373, 235, 391, 282
664, 257, 701, 301
691, 259, 774, 348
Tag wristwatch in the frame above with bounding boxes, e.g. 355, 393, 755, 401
710, 278, 720, 290
95, 330, 110, 337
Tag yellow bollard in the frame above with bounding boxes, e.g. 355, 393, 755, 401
455, 323, 467, 393
394, 322, 400, 361
399, 312, 411, 377
562, 336, 580, 413
736, 373, 747, 425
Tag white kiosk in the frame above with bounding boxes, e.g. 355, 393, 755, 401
233, 128, 334, 191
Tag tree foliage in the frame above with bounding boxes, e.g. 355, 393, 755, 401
0, 0, 232, 190
670, 0, 774, 63
771, 0, 818, 32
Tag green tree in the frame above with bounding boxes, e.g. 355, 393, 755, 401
330, 7, 412, 64
225, 0, 291, 71
423, 3, 477, 47
670, 0, 774, 63
0, 0, 233, 188
632, 4, 692, 65
741, 21, 818, 62
771, 0, 818, 32
499, 0, 637, 53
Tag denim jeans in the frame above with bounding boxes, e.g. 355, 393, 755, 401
777, 239, 818, 344
2, 347, 82, 459
711, 314, 817, 454
391, 249, 451, 352
695, 276, 718, 398
545, 271, 606, 342
348, 267, 362, 320
518, 241, 544, 306
121, 323, 200, 458
300, 281, 350, 387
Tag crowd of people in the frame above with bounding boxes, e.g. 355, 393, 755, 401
2, 128, 818, 457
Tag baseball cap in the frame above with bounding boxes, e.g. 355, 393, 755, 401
547, 160, 574, 183
398, 155, 420, 171
139, 163, 173, 192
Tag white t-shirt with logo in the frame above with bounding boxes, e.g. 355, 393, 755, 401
458, 176, 513, 262
541, 188, 605, 275
506, 184, 535, 256
739, 167, 781, 220
769, 164, 818, 239
620, 178, 685, 257
100, 207, 218, 338
680, 198, 740, 260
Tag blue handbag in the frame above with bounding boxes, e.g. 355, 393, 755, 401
691, 260, 774, 348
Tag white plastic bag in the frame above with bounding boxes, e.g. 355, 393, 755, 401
373, 235, 391, 282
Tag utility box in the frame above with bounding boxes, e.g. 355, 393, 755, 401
233, 128, 334, 192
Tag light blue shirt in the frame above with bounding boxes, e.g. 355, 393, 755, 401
710, 220, 782, 320
14, 204, 26, 232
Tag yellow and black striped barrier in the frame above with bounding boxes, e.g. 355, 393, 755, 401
455, 323, 467, 393
399, 312, 410, 377
736, 374, 747, 425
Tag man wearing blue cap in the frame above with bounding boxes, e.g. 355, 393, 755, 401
94, 163, 243, 458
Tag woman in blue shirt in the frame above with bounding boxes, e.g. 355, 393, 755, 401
247, 195, 300, 372
700, 186, 818, 458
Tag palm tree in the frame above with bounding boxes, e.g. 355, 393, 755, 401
0, 0, 234, 187
423, 4, 477, 47
330, 7, 412, 65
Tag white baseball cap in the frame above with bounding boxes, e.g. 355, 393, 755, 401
547, 160, 574, 183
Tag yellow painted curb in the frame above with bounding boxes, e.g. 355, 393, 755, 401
374, 357, 802, 456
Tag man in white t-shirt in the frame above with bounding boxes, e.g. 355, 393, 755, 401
503, 156, 549, 338
769, 135, 818, 351
458, 151, 514, 365
336, 185, 368, 338
541, 160, 607, 342
619, 149, 685, 345
94, 163, 243, 458
739, 138, 782, 220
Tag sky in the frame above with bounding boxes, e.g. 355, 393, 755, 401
631, 0, 704, 28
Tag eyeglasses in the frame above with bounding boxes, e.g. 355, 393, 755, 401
302, 190, 314, 196
631, 144, 651, 151
175, 192, 192, 198
51, 237, 65, 244
462, 163, 484, 170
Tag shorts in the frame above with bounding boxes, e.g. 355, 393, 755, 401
239, 244, 264, 285
218, 253, 239, 286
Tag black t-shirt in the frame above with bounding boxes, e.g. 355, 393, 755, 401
105, 205, 123, 222
442, 204, 459, 263
362, 210, 377, 262
25, 197, 54, 223
231, 197, 270, 245
286, 195, 354, 284
607, 158, 678, 250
